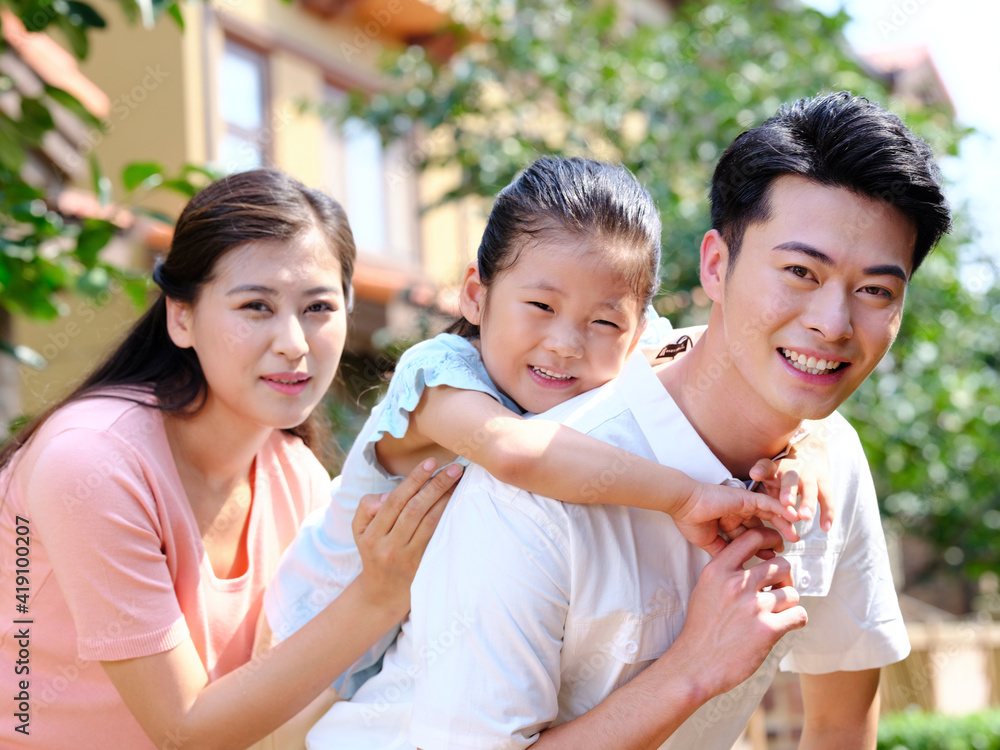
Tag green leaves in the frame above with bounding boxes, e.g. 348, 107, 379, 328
122, 161, 165, 191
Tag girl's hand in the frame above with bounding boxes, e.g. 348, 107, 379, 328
748, 429, 834, 532
672, 481, 801, 558
352, 459, 463, 616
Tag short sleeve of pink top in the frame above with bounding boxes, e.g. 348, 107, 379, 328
0, 394, 329, 749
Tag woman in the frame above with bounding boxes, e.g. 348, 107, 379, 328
0, 168, 459, 749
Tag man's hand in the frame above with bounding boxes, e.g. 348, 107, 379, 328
669, 527, 808, 700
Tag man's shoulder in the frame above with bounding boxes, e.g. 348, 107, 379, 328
814, 410, 867, 465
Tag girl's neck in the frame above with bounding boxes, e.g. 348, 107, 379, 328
162, 393, 273, 492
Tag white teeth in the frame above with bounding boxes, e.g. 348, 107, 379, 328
781, 349, 844, 375
532, 366, 573, 381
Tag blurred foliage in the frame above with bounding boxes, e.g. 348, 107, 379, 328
0, 0, 196, 369
878, 709, 1000, 750
332, 0, 995, 590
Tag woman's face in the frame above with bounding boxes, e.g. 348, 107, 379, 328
167, 229, 348, 434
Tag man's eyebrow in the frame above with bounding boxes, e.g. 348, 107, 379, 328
772, 241, 833, 265
772, 242, 908, 282
862, 265, 909, 283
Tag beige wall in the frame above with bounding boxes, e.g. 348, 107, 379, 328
77, 0, 206, 220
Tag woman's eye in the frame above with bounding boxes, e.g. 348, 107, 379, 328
241, 301, 271, 313
306, 301, 336, 314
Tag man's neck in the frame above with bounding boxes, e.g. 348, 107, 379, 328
654, 328, 803, 479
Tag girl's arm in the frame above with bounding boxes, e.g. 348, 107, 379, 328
101, 460, 461, 750
400, 385, 802, 555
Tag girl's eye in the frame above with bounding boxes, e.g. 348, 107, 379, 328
595, 319, 620, 329
529, 301, 552, 312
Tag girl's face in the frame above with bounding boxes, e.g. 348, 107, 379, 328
461, 236, 646, 414
167, 229, 348, 434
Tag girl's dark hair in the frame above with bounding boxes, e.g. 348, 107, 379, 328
448, 156, 662, 338
1, 168, 356, 470
710, 91, 951, 275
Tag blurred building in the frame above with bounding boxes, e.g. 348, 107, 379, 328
10, 0, 485, 417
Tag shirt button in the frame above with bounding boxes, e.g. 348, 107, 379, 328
800, 573, 811, 587
624, 641, 639, 655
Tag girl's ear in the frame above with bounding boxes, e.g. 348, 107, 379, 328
458, 263, 486, 326
165, 297, 195, 349
700, 229, 730, 304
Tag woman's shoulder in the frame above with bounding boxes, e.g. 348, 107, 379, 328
39, 388, 161, 443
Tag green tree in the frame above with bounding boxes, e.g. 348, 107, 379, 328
0, 0, 188, 371
334, 0, 995, 594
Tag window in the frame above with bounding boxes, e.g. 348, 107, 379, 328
322, 84, 419, 264
218, 40, 268, 172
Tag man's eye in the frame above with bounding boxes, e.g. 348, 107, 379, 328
862, 285, 893, 300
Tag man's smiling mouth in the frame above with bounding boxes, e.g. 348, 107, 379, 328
781, 348, 847, 375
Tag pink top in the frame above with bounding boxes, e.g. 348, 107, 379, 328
0, 393, 329, 748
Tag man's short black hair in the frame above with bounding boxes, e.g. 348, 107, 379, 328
710, 91, 951, 275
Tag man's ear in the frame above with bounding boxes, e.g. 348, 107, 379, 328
165, 297, 195, 349
458, 263, 486, 326
700, 229, 730, 304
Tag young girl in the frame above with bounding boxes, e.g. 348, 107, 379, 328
265, 157, 827, 699
0, 169, 460, 749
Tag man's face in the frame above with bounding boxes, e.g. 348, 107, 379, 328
704, 175, 916, 425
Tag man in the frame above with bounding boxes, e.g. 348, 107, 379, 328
306, 92, 951, 749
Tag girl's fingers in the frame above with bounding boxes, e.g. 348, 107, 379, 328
749, 458, 778, 483
779, 470, 800, 509
817, 477, 835, 531
749, 488, 798, 524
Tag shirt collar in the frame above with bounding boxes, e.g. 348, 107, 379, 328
614, 352, 736, 486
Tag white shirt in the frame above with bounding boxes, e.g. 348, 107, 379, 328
305, 353, 909, 750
